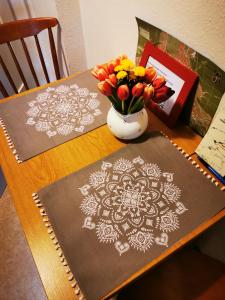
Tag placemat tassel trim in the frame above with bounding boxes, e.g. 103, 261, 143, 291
0, 118, 23, 163
31, 192, 86, 300
160, 131, 224, 192
160, 131, 190, 158
189, 155, 224, 191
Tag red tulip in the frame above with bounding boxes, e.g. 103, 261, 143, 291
115, 57, 121, 65
143, 85, 154, 101
145, 67, 157, 83
107, 60, 117, 74
117, 85, 129, 101
153, 86, 175, 103
97, 81, 113, 96
152, 76, 166, 89
132, 83, 144, 98
106, 74, 117, 87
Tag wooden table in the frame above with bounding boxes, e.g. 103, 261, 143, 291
0, 77, 224, 300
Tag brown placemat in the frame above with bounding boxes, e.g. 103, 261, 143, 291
33, 132, 225, 300
0, 70, 110, 162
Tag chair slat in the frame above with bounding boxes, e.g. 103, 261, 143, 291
34, 35, 50, 83
48, 28, 60, 80
0, 55, 18, 94
0, 80, 9, 98
7, 42, 29, 90
21, 38, 40, 86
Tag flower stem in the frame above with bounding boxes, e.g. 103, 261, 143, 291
127, 95, 135, 114
129, 96, 144, 114
108, 95, 120, 111
122, 101, 125, 114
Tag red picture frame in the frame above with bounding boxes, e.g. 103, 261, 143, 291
139, 42, 198, 127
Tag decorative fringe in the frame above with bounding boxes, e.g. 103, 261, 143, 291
31, 192, 86, 300
188, 155, 224, 191
0, 117, 23, 163
160, 131, 224, 192
160, 131, 190, 159
62, 260, 68, 266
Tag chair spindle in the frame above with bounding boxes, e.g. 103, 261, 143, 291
34, 35, 50, 83
7, 42, 29, 90
48, 28, 60, 80
0, 80, 9, 97
0, 55, 18, 94
21, 38, 40, 87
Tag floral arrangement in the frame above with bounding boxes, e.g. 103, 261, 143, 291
92, 55, 174, 115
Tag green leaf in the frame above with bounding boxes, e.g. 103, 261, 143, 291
129, 97, 144, 114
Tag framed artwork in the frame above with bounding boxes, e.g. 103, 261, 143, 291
139, 41, 198, 127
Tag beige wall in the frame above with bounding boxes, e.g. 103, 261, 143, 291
54, 0, 87, 73
79, 0, 225, 70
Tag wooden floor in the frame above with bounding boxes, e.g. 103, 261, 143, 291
0, 188, 47, 300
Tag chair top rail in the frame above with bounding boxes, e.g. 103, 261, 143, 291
0, 17, 58, 44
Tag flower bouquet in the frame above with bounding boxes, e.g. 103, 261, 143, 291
92, 54, 174, 115
92, 55, 174, 139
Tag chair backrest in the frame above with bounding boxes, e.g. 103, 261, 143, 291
0, 17, 61, 98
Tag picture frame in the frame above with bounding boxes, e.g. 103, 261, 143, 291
139, 41, 198, 127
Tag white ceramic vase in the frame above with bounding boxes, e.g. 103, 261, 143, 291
107, 106, 148, 140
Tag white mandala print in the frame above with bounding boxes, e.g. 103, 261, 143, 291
25, 84, 102, 137
79, 156, 188, 255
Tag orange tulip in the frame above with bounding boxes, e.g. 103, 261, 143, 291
96, 68, 109, 81
114, 54, 128, 66
106, 74, 117, 87
132, 83, 144, 98
97, 81, 113, 96
117, 84, 129, 101
91, 65, 102, 79
143, 85, 154, 101
152, 76, 166, 89
153, 86, 175, 103
117, 54, 128, 61
145, 67, 157, 83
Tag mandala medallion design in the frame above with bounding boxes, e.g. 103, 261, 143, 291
25, 84, 102, 137
79, 156, 188, 255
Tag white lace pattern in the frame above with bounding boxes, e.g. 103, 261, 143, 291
79, 156, 188, 255
26, 84, 102, 138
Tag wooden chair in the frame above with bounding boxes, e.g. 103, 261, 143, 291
117, 248, 225, 300
0, 17, 61, 98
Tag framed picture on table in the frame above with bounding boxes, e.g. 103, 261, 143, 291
139, 42, 198, 127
